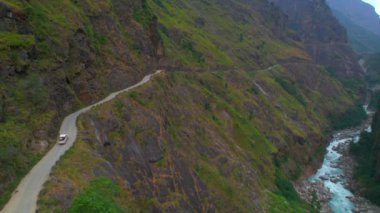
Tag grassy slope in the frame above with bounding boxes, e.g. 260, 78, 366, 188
0, 0, 157, 206
0, 0, 361, 211
149, 0, 309, 68
0, 0, 311, 206
38, 65, 352, 212
0, 0, 97, 206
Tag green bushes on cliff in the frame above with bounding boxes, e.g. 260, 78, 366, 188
69, 177, 122, 213
350, 104, 380, 205
0, 32, 35, 49
329, 104, 367, 130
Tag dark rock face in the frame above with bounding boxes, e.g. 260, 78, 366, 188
80, 110, 216, 212
0, 2, 35, 78
0, 0, 166, 202
270, 0, 363, 78
0, 2, 30, 33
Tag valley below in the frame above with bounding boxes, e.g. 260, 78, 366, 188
297, 102, 380, 213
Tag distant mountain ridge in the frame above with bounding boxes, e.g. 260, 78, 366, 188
327, 0, 380, 53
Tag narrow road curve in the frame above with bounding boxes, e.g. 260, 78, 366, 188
1, 70, 163, 213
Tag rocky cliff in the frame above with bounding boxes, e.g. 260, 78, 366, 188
0, 0, 366, 211
0, 0, 165, 206
270, 0, 363, 79
30, 0, 365, 212
39, 66, 352, 212
327, 0, 380, 53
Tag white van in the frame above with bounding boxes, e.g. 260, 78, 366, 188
58, 134, 68, 145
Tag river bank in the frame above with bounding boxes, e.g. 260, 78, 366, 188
296, 105, 380, 213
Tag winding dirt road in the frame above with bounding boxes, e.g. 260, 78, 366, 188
1, 70, 162, 213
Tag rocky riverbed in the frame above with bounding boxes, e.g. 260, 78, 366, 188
296, 106, 380, 213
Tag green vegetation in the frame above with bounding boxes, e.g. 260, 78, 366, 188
266, 170, 316, 213
275, 77, 306, 106
274, 170, 300, 201
329, 104, 367, 130
69, 177, 122, 213
0, 32, 35, 49
364, 53, 380, 86
370, 91, 380, 109
0, 0, 363, 211
0, 71, 54, 208
350, 103, 380, 205
133, 0, 154, 28
38, 65, 355, 211
150, 0, 308, 68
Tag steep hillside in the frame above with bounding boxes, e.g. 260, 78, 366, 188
0, 0, 310, 204
351, 103, 380, 205
270, 0, 363, 80
361, 53, 380, 87
327, 0, 380, 53
32, 0, 365, 212
38, 66, 352, 212
0, 0, 165, 205
0, 0, 365, 211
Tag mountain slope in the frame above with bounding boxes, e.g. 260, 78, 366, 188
0, 0, 165, 206
38, 66, 352, 212
0, 0, 365, 211
326, 0, 380, 53
351, 103, 380, 205
270, 0, 363, 79
29, 0, 365, 212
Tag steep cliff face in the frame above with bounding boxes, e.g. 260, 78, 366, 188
39, 66, 352, 212
0, 0, 164, 206
32, 0, 365, 212
351, 103, 380, 205
0, 0, 365, 211
270, 0, 363, 79
327, 0, 380, 53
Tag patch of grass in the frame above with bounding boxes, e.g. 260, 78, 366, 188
0, 32, 35, 49
133, 0, 154, 28
195, 161, 235, 200
275, 77, 306, 106
69, 177, 123, 213
266, 191, 315, 213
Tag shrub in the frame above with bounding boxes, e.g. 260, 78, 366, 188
275, 170, 300, 201
69, 177, 122, 213
329, 104, 367, 130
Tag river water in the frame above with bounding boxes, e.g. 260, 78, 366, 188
308, 105, 373, 213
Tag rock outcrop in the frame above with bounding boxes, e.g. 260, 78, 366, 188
270, 0, 363, 78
